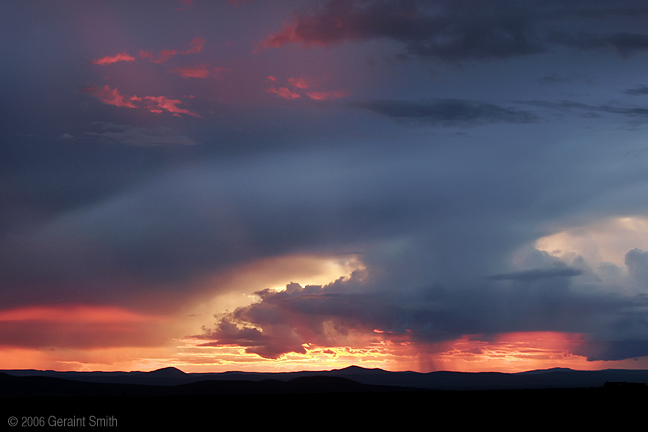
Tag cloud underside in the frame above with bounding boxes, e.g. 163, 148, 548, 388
261, 0, 648, 61
357, 99, 536, 125
4, 139, 648, 362
196, 264, 648, 361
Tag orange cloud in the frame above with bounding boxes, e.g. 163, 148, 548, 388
182, 37, 206, 54
91, 52, 136, 65
0, 305, 152, 323
0, 305, 169, 350
267, 86, 301, 99
81, 85, 138, 108
144, 96, 201, 117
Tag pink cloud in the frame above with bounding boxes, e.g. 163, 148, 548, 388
177, 0, 193, 10
265, 76, 350, 101
228, 0, 254, 7
82, 86, 201, 117
267, 86, 301, 99
91, 52, 136, 65
152, 49, 178, 63
81, 85, 138, 108
182, 37, 206, 54
0, 305, 170, 349
260, 22, 302, 49
139, 49, 154, 59
168, 64, 227, 78
288, 76, 310, 89
144, 96, 201, 117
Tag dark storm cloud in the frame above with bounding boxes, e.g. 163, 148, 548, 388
85, 122, 199, 147
547, 31, 648, 57
0, 134, 592, 311
624, 86, 648, 95
5, 0, 648, 367
486, 266, 583, 282
521, 100, 648, 121
197, 264, 648, 361
537, 73, 593, 85
262, 0, 648, 62
356, 98, 537, 125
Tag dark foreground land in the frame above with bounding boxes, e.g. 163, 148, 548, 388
2, 369, 647, 428
2, 388, 645, 429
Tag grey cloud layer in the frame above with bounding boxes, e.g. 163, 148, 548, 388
4, 128, 648, 360
356, 99, 537, 125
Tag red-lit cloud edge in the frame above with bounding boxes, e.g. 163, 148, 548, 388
93, 37, 207, 66
266, 75, 351, 101
0, 303, 644, 373
81, 85, 201, 117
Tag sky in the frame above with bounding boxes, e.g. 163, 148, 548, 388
4, 0, 648, 373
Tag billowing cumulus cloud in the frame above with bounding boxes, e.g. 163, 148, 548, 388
196, 259, 648, 361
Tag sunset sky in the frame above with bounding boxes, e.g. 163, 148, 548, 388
5, 0, 648, 373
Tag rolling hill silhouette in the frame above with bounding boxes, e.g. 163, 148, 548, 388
2, 366, 646, 428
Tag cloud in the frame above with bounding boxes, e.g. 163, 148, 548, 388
81, 86, 200, 117
168, 64, 227, 78
0, 305, 169, 349
288, 76, 310, 89
625, 86, 648, 95
81, 85, 138, 108
356, 98, 537, 125
486, 266, 584, 282
182, 37, 206, 54
267, 86, 301, 99
260, 0, 648, 62
144, 96, 201, 117
139, 49, 154, 59
306, 90, 351, 100
625, 248, 648, 282
548, 31, 648, 58
267, 76, 350, 101
4, 132, 648, 362
537, 73, 593, 85
91, 52, 136, 65
523, 99, 648, 121
85, 123, 199, 146
259, 0, 545, 60
152, 48, 178, 63
193, 254, 648, 362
